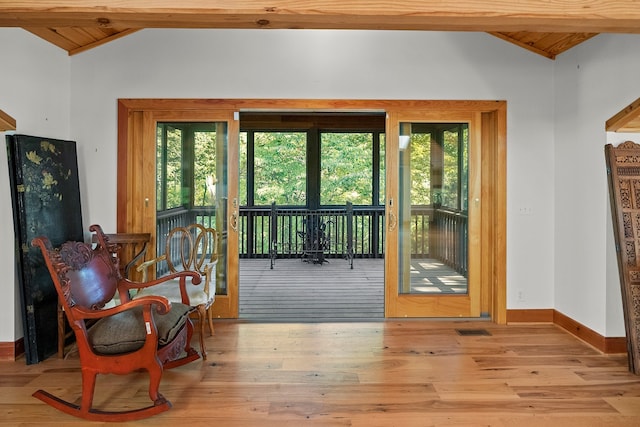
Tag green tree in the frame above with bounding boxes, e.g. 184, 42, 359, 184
254, 132, 307, 205
157, 125, 183, 210
321, 133, 372, 205
194, 130, 217, 206
409, 132, 432, 206
442, 126, 468, 210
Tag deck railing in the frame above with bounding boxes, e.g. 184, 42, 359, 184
430, 208, 468, 276
240, 205, 385, 261
268, 203, 356, 268
156, 204, 467, 275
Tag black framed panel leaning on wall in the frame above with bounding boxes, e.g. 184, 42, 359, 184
6, 134, 83, 364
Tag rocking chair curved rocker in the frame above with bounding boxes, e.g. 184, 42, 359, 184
31, 224, 202, 422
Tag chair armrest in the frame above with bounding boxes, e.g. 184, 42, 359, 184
74, 294, 172, 320
135, 270, 202, 288
136, 254, 168, 281
201, 260, 218, 296
129, 270, 202, 305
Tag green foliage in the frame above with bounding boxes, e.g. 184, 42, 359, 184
158, 122, 466, 215
379, 134, 386, 205
157, 125, 184, 210
409, 133, 432, 206
441, 126, 468, 210
254, 132, 307, 205
243, 131, 384, 207
158, 124, 222, 211
194, 130, 217, 206
321, 133, 372, 205
409, 124, 468, 210
239, 132, 248, 205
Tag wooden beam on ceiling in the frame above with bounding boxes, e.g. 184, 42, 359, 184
0, 109, 16, 132
606, 97, 640, 133
1, 1, 640, 33
26, 27, 141, 55
489, 32, 599, 60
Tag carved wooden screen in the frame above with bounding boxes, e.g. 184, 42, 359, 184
605, 141, 640, 375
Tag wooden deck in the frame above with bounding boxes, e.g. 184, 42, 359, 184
239, 258, 467, 321
239, 258, 385, 321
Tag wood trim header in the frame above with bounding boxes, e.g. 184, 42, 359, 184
118, 98, 506, 114
2, 1, 640, 33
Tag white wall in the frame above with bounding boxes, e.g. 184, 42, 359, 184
0, 28, 70, 342
17, 26, 634, 343
554, 34, 640, 337
70, 28, 557, 312
3, 28, 639, 344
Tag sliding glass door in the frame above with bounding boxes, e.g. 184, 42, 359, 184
118, 99, 506, 322
119, 108, 239, 318
385, 112, 481, 318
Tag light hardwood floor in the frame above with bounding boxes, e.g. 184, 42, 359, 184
1, 320, 640, 426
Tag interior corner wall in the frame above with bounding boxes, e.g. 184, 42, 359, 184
554, 34, 640, 337
0, 28, 71, 343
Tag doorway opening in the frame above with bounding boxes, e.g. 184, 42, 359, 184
153, 112, 472, 321
237, 112, 386, 320
117, 98, 506, 323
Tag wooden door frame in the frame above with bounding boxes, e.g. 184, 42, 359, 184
385, 111, 482, 319
117, 99, 506, 323
117, 100, 238, 318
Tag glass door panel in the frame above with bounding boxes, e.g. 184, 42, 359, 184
147, 110, 238, 319
156, 122, 229, 297
398, 123, 468, 296
386, 113, 480, 318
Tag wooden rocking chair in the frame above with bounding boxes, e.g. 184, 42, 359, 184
57, 231, 151, 359
31, 224, 201, 422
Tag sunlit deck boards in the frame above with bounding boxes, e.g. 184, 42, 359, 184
410, 259, 468, 294
239, 258, 467, 321
239, 258, 385, 321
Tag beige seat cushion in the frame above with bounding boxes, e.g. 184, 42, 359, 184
88, 303, 191, 355
134, 278, 214, 306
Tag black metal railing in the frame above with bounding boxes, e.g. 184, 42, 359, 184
155, 204, 467, 275
239, 204, 385, 262
268, 203, 355, 268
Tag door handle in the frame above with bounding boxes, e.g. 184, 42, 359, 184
388, 198, 397, 232
230, 211, 238, 232
230, 198, 239, 232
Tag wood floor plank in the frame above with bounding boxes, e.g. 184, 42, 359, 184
2, 320, 640, 425
604, 397, 640, 415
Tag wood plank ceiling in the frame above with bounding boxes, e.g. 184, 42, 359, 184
2, 1, 640, 59
26, 27, 598, 59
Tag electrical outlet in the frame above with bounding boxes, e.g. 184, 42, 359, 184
518, 206, 533, 215
517, 290, 525, 302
